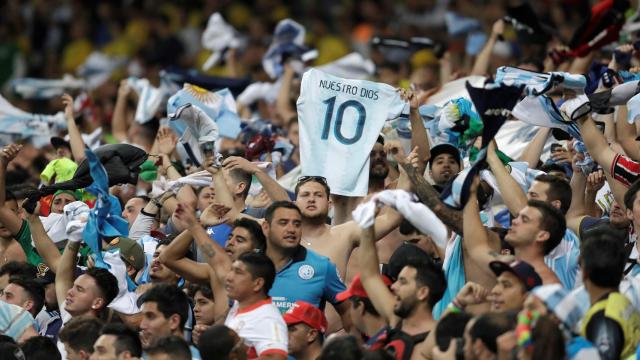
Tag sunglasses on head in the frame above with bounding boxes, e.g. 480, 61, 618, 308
297, 176, 328, 185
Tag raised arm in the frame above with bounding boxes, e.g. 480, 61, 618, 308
615, 105, 640, 161
112, 80, 132, 142
25, 211, 62, 272
223, 156, 290, 202
399, 88, 431, 173
517, 127, 550, 167
470, 19, 504, 76
61, 94, 86, 162
462, 176, 501, 276
566, 163, 588, 235
0, 145, 25, 236
158, 228, 211, 285
275, 63, 297, 124
358, 223, 397, 325
487, 141, 528, 216
55, 239, 80, 309
399, 161, 464, 235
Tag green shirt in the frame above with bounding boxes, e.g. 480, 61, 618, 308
15, 221, 43, 268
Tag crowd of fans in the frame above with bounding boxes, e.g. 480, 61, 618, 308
3, 0, 640, 359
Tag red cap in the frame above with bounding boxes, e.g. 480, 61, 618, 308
283, 301, 328, 333
336, 273, 392, 302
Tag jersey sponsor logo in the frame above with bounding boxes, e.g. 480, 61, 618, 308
298, 265, 315, 280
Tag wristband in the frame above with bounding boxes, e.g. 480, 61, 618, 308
140, 209, 157, 217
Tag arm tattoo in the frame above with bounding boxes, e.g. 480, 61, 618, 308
199, 241, 216, 259
401, 163, 465, 235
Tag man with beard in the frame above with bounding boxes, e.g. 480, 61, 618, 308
358, 221, 446, 360
427, 144, 462, 193
294, 176, 405, 278
369, 137, 390, 194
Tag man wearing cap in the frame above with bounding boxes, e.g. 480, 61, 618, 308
283, 301, 326, 360
454, 260, 542, 313
103, 236, 146, 279
428, 143, 462, 193
336, 273, 389, 349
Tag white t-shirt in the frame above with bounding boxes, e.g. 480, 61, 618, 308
55, 307, 72, 359
224, 298, 288, 359
297, 68, 407, 196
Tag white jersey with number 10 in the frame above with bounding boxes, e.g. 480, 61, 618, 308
297, 68, 406, 196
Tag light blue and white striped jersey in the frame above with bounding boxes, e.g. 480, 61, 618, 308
297, 68, 407, 196
545, 229, 581, 289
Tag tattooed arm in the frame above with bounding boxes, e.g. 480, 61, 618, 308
401, 162, 465, 235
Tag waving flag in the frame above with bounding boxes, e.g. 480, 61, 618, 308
82, 148, 129, 269
262, 19, 317, 79
495, 66, 586, 96
0, 94, 66, 147
201, 12, 241, 71
441, 82, 524, 209
127, 77, 175, 124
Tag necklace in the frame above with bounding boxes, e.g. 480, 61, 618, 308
304, 238, 312, 247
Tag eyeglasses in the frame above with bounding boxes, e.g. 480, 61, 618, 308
297, 176, 328, 185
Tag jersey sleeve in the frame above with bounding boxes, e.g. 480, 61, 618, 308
16, 221, 42, 267
251, 315, 288, 357
323, 261, 347, 305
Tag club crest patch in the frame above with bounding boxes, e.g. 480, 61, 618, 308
298, 265, 315, 280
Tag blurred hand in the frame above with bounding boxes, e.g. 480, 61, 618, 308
118, 79, 131, 99
550, 146, 571, 165
192, 324, 211, 346
156, 127, 177, 156
173, 203, 198, 229
492, 19, 505, 37
384, 140, 406, 163
61, 93, 74, 120
200, 203, 233, 227
455, 281, 489, 308
0, 144, 22, 167
586, 169, 605, 192
496, 331, 517, 360
223, 156, 259, 174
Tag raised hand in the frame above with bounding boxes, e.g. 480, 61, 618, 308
223, 156, 259, 174
200, 203, 233, 227
454, 281, 489, 308
0, 144, 22, 167
586, 169, 605, 192
173, 202, 198, 229
156, 127, 177, 156
61, 93, 74, 120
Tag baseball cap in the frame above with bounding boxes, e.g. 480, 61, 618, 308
35, 265, 55, 285
283, 301, 328, 333
51, 136, 71, 150
107, 237, 145, 272
429, 143, 461, 167
489, 260, 542, 291
336, 273, 392, 302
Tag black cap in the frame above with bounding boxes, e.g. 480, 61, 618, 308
51, 136, 71, 150
429, 143, 461, 167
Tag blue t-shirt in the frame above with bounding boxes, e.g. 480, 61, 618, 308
269, 246, 346, 313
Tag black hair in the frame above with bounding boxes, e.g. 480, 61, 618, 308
8, 276, 45, 315
470, 312, 517, 354
0, 262, 37, 279
580, 229, 626, 288
624, 179, 640, 210
234, 218, 267, 252
20, 336, 60, 360
538, 163, 567, 177
531, 315, 566, 360
139, 283, 190, 330
399, 219, 417, 235
6, 184, 36, 200
85, 267, 119, 308
146, 335, 191, 360
0, 342, 25, 360
404, 257, 446, 309
132, 195, 151, 204
533, 174, 572, 215
58, 316, 104, 353
527, 199, 566, 255
363, 349, 395, 360
198, 325, 240, 360
265, 201, 302, 224
189, 283, 214, 301
350, 296, 380, 317
318, 335, 363, 360
237, 252, 276, 295
435, 312, 472, 352
228, 167, 252, 199
100, 323, 143, 358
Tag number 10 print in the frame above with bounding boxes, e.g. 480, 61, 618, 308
321, 96, 366, 145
